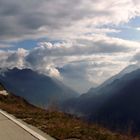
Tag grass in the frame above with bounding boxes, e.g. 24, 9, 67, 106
0, 91, 140, 140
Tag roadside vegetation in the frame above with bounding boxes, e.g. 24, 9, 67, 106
0, 86, 139, 140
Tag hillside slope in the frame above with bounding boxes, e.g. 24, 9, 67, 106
0, 85, 139, 140
90, 69, 140, 133
0, 68, 78, 108
63, 68, 140, 134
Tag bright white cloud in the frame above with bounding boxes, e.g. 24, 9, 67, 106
136, 27, 140, 31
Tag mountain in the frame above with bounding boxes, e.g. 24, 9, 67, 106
63, 67, 140, 133
0, 68, 78, 107
90, 69, 140, 133
88, 64, 139, 93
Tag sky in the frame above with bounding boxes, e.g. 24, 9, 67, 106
1, 0, 140, 93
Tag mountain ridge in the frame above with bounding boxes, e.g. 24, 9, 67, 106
0, 67, 78, 108
63, 67, 140, 133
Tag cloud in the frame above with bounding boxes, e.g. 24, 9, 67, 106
131, 51, 140, 64
0, 34, 139, 92
136, 27, 140, 31
24, 35, 140, 63
0, 0, 140, 42
0, 48, 27, 69
1, 0, 140, 92
0, 43, 13, 48
6, 48, 28, 68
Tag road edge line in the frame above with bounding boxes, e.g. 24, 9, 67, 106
0, 109, 48, 140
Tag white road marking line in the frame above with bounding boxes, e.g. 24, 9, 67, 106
0, 109, 48, 140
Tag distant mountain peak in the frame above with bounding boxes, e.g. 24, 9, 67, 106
88, 64, 140, 94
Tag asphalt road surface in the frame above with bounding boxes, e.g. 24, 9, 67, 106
0, 112, 43, 140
